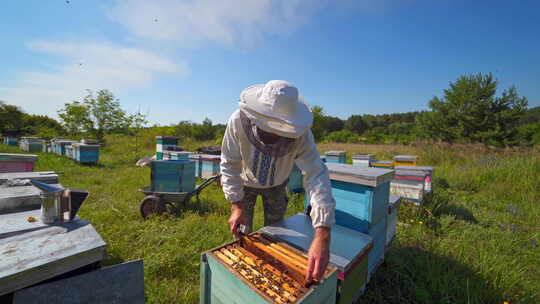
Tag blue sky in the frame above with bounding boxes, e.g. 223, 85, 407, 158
1, 0, 539, 125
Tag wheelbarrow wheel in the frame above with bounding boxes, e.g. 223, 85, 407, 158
140, 195, 165, 219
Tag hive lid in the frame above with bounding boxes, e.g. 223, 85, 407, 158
259, 214, 373, 273
394, 165, 434, 173
0, 153, 38, 162
169, 151, 194, 155
326, 163, 394, 187
71, 143, 100, 148
395, 169, 428, 177
352, 154, 374, 160
155, 136, 179, 140
0, 171, 58, 185
325, 150, 346, 156
394, 155, 417, 161
199, 154, 221, 160
371, 160, 393, 165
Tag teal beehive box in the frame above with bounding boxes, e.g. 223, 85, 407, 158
305, 163, 394, 234
151, 160, 195, 193
155, 136, 179, 160
325, 151, 346, 163
72, 143, 100, 164
200, 230, 338, 304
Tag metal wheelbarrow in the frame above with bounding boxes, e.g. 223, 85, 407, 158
138, 175, 220, 219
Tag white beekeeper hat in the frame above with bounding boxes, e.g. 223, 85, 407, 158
239, 80, 313, 139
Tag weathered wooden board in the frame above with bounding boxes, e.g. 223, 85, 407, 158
13, 260, 144, 304
0, 209, 59, 238
259, 214, 373, 274
0, 220, 106, 296
0, 184, 62, 214
0, 171, 58, 185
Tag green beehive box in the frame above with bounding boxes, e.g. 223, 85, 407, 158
200, 232, 338, 304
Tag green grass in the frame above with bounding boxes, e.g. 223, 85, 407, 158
2, 139, 539, 303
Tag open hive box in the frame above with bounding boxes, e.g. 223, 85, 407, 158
201, 233, 337, 304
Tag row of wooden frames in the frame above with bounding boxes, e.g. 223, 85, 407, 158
212, 233, 319, 303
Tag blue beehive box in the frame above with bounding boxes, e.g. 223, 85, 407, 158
305, 163, 394, 234
72, 143, 100, 164
5, 137, 18, 146
200, 155, 220, 179
386, 195, 402, 250
287, 164, 303, 193
325, 151, 346, 163
188, 154, 202, 177
151, 160, 195, 192
367, 216, 387, 279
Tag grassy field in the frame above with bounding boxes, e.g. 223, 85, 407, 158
1, 137, 539, 303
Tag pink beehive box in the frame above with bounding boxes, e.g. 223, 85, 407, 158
0, 153, 38, 173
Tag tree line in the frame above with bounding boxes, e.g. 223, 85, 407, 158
1, 73, 539, 147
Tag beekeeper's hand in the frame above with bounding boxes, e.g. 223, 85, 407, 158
306, 227, 330, 282
136, 155, 155, 167
228, 202, 246, 239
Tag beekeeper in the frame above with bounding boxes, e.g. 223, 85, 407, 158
221, 80, 336, 282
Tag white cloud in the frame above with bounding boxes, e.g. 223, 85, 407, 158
0, 41, 185, 118
108, 0, 339, 47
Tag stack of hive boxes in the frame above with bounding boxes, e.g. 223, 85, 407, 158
306, 163, 395, 283
393, 155, 417, 166
352, 154, 374, 167
150, 160, 196, 193
370, 160, 393, 169
324, 151, 347, 163
200, 154, 221, 179
395, 166, 434, 193
3, 137, 18, 146
72, 142, 100, 164
389, 156, 430, 204
155, 136, 179, 160
0, 153, 37, 173
52, 139, 77, 156
20, 137, 43, 152
287, 164, 303, 193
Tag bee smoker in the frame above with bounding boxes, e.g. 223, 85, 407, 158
31, 180, 89, 224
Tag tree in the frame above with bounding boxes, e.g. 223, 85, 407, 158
324, 116, 344, 133
345, 115, 368, 134
0, 101, 25, 136
416, 73, 528, 146
58, 89, 137, 142
311, 106, 326, 142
